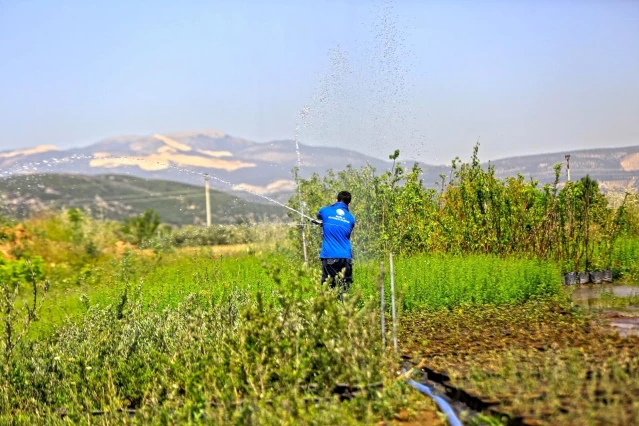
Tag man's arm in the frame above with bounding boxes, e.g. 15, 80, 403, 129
312, 208, 323, 226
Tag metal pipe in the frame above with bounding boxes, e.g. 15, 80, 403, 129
379, 261, 386, 349
389, 252, 397, 353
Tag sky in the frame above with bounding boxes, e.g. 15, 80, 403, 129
1, 0, 638, 164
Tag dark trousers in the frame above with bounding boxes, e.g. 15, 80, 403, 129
321, 258, 353, 299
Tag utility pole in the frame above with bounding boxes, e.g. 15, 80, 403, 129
565, 154, 571, 182
204, 174, 211, 227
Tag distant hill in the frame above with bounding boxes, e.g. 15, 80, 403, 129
0, 130, 397, 202
0, 130, 637, 197
0, 174, 286, 226
487, 146, 639, 191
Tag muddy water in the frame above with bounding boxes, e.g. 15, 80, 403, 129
571, 285, 639, 305
608, 316, 639, 337
570, 285, 639, 337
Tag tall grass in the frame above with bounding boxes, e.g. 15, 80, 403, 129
28, 250, 564, 336
354, 254, 563, 312
32, 249, 308, 335
611, 237, 639, 282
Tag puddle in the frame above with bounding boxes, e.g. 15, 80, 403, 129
570, 285, 639, 306
570, 285, 639, 337
607, 316, 639, 337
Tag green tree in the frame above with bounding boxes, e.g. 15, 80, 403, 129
122, 209, 161, 245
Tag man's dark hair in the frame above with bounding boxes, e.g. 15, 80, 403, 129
337, 191, 351, 205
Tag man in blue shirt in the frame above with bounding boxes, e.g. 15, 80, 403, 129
315, 191, 356, 299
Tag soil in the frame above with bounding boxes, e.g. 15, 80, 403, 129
400, 300, 639, 425
380, 408, 444, 426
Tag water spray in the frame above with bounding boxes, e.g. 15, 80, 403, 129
294, 106, 311, 266
1, 153, 325, 223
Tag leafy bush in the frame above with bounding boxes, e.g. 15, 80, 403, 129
289, 145, 628, 273
0, 255, 45, 287
1, 282, 424, 424
121, 208, 161, 245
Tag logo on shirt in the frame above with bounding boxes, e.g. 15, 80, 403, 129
336, 209, 345, 216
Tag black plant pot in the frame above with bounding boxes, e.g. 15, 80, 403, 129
578, 272, 590, 285
590, 271, 604, 284
564, 272, 577, 285
603, 270, 613, 283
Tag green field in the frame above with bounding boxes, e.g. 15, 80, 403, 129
3, 155, 639, 425
28, 249, 565, 335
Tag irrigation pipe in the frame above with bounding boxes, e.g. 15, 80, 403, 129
405, 375, 463, 426
388, 256, 462, 426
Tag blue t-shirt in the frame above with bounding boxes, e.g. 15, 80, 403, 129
317, 202, 355, 259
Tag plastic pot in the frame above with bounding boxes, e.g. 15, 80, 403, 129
564, 272, 577, 285
578, 272, 590, 285
603, 270, 613, 283
590, 271, 604, 284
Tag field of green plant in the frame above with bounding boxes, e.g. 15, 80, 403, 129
3, 147, 639, 424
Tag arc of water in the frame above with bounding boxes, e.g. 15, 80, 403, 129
1, 153, 320, 222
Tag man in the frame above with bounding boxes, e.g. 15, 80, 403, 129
315, 191, 356, 299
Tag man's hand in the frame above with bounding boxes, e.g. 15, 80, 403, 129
311, 219, 323, 226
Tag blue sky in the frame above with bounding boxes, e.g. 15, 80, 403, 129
1, 0, 638, 163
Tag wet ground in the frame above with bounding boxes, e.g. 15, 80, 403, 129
400, 300, 639, 425
570, 284, 639, 305
570, 284, 639, 336
607, 314, 639, 337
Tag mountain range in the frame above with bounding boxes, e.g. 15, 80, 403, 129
0, 174, 285, 226
1, 130, 638, 203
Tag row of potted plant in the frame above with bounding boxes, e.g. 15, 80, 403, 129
563, 270, 613, 285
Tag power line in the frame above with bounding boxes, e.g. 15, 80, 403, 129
47, 189, 204, 204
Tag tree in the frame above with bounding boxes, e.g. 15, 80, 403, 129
122, 209, 160, 245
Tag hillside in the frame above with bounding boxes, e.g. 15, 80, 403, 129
0, 130, 395, 202
0, 130, 637, 197
487, 146, 639, 191
0, 174, 286, 226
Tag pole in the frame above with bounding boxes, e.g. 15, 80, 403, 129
565, 154, 571, 182
294, 168, 309, 266
300, 202, 309, 266
204, 174, 211, 227
379, 261, 386, 349
389, 252, 397, 354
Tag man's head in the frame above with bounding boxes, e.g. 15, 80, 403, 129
337, 191, 351, 205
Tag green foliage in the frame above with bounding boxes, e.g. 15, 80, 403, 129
288, 159, 437, 259
166, 224, 281, 247
0, 214, 14, 229
1, 258, 48, 386
121, 208, 161, 245
611, 237, 639, 280
290, 144, 628, 272
0, 255, 45, 288
389, 255, 562, 311
1, 280, 421, 424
